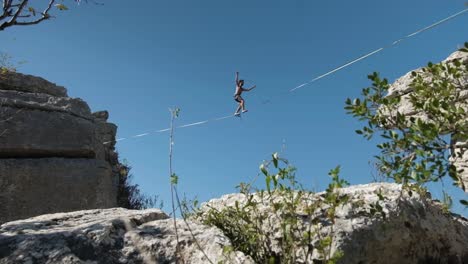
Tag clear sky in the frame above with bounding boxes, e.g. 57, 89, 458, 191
1, 0, 467, 214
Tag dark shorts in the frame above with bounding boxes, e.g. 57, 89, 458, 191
234, 94, 243, 102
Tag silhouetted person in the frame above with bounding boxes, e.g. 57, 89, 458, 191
234, 72, 256, 115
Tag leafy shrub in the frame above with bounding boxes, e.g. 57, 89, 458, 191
116, 160, 163, 210
345, 43, 468, 205
198, 153, 350, 264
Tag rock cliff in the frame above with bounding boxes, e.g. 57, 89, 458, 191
0, 72, 119, 223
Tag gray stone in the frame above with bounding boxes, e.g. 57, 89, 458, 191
0, 106, 96, 158
199, 183, 468, 264
1, 184, 466, 263
92, 111, 109, 121
0, 208, 253, 264
388, 50, 468, 97
386, 50, 468, 191
0, 159, 115, 223
0, 89, 92, 119
0, 73, 120, 223
0, 72, 67, 97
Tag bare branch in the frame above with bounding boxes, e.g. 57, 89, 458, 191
8, 0, 28, 23
0, 0, 28, 30
0, 0, 62, 31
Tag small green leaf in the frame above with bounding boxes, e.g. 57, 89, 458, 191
268, 257, 276, 264
260, 164, 268, 176
28, 7, 36, 16
170, 173, 178, 185
272, 152, 279, 168
460, 199, 468, 206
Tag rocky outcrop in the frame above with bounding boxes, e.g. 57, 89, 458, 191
386, 50, 468, 191
199, 183, 468, 264
0, 72, 67, 97
1, 184, 466, 264
0, 208, 253, 264
386, 50, 468, 118
0, 72, 119, 223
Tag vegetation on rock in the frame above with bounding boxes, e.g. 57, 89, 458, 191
116, 160, 162, 210
191, 44, 468, 263
346, 43, 468, 206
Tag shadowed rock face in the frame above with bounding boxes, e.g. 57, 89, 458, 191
0, 72, 67, 97
0, 72, 119, 223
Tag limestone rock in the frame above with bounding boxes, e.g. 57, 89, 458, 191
93, 110, 110, 121
0, 208, 253, 264
0, 72, 67, 97
199, 183, 468, 264
387, 50, 468, 113
386, 50, 468, 191
0, 184, 466, 263
0, 72, 119, 223
0, 158, 115, 222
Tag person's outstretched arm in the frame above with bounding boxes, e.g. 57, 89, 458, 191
235, 72, 239, 85
243, 85, 256, 91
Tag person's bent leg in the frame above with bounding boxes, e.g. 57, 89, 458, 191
235, 103, 242, 114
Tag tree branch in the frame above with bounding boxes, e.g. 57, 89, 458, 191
0, 0, 27, 30
0, 0, 56, 31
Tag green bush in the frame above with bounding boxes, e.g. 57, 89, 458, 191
345, 43, 468, 205
116, 160, 163, 210
199, 154, 349, 264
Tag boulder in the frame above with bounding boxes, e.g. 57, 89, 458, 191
0, 72, 67, 97
0, 184, 466, 263
199, 183, 468, 264
0, 72, 119, 223
0, 208, 253, 264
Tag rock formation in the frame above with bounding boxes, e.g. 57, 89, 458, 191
1, 183, 466, 264
0, 208, 253, 264
386, 50, 468, 191
198, 183, 468, 264
0, 72, 119, 224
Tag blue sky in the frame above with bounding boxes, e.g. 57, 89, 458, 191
1, 0, 467, 214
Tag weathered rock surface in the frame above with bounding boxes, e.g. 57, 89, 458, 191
199, 183, 468, 264
387, 50, 468, 115
0, 208, 253, 264
0, 72, 67, 97
0, 159, 114, 222
386, 50, 468, 191
0, 184, 466, 263
0, 72, 119, 223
